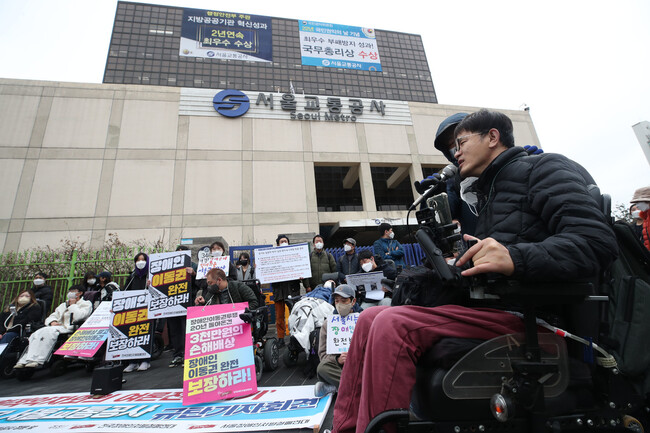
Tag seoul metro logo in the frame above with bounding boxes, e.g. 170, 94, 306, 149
212, 89, 250, 118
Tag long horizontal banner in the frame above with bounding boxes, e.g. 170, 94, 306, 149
0, 386, 332, 432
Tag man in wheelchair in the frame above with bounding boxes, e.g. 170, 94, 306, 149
331, 109, 622, 433
14, 285, 92, 369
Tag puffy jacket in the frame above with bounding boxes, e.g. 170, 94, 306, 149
337, 252, 360, 282
373, 238, 405, 268
0, 302, 43, 334
473, 147, 617, 281
304, 250, 336, 289
45, 299, 92, 331
204, 280, 259, 310
32, 285, 53, 312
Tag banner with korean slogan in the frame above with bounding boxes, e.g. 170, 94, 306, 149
299, 20, 382, 71
183, 303, 256, 405
147, 251, 192, 319
345, 271, 385, 301
54, 301, 112, 357
326, 312, 360, 354
106, 290, 153, 361
254, 243, 311, 284
196, 255, 230, 280
0, 386, 332, 433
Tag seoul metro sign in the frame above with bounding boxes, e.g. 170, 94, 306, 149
212, 89, 250, 118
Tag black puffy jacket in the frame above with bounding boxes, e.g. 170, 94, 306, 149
473, 147, 617, 281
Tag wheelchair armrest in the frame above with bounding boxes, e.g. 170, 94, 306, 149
485, 280, 595, 306
239, 306, 268, 324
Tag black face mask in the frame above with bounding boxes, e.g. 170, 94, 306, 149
239, 260, 248, 266
207, 284, 220, 295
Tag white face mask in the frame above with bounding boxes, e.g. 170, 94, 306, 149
632, 210, 642, 219
315, 242, 324, 250
33, 278, 45, 286
344, 244, 352, 252
460, 176, 480, 216
87, 278, 96, 285
17, 296, 30, 306
361, 262, 373, 272
337, 302, 354, 317
637, 202, 650, 212
279, 242, 288, 247
67, 292, 77, 300
212, 250, 223, 257
388, 232, 395, 239
136, 260, 147, 270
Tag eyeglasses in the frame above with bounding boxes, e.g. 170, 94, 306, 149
449, 132, 485, 155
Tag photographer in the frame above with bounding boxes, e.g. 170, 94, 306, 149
332, 109, 618, 433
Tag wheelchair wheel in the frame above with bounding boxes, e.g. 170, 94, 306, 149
254, 354, 263, 382
623, 415, 644, 433
15, 368, 35, 381
150, 333, 164, 360
0, 361, 16, 379
50, 359, 67, 377
84, 362, 96, 374
283, 348, 299, 367
264, 338, 280, 371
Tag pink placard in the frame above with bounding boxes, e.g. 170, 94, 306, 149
183, 303, 257, 405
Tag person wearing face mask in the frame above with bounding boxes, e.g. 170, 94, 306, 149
194, 268, 258, 309
337, 238, 360, 283
209, 241, 237, 281
82, 271, 100, 293
0, 290, 43, 345
14, 285, 91, 369
356, 249, 396, 310
97, 270, 120, 302
630, 186, 650, 251
31, 272, 53, 313
271, 234, 301, 347
314, 284, 363, 397
235, 252, 255, 281
304, 235, 337, 293
372, 223, 405, 268
123, 253, 149, 291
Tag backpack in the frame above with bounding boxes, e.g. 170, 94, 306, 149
391, 265, 463, 307
604, 221, 650, 392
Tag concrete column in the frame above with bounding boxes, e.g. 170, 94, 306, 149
168, 116, 189, 248
359, 162, 377, 213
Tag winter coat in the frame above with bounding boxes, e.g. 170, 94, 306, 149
203, 280, 259, 310
473, 147, 617, 281
304, 250, 337, 289
0, 302, 43, 334
272, 279, 301, 303
337, 252, 360, 283
288, 297, 334, 353
373, 238, 405, 268
123, 272, 147, 291
639, 210, 650, 251
236, 265, 255, 282
44, 299, 92, 331
32, 285, 53, 312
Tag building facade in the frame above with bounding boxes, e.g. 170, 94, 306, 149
0, 78, 540, 253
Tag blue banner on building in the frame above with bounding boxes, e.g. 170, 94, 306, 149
299, 20, 382, 71
180, 8, 272, 62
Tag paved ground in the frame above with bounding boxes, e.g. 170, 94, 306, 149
0, 338, 336, 433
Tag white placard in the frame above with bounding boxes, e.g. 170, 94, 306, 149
325, 312, 360, 354
254, 243, 312, 285
196, 255, 230, 280
345, 271, 385, 301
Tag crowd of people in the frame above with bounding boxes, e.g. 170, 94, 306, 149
1, 108, 648, 433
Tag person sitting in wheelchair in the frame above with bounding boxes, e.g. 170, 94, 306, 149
331, 109, 618, 433
0, 290, 43, 346
14, 285, 92, 369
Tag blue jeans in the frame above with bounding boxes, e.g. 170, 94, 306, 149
0, 331, 19, 345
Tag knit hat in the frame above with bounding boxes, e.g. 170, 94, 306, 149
630, 186, 650, 203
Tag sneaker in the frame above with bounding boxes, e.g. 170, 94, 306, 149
123, 363, 138, 373
169, 356, 183, 368
314, 381, 337, 398
137, 361, 151, 371
25, 362, 39, 368
13, 363, 25, 369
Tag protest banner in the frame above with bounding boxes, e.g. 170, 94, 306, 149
326, 312, 360, 354
0, 386, 332, 432
54, 301, 112, 357
254, 243, 311, 284
183, 303, 256, 405
148, 251, 192, 319
105, 290, 153, 361
196, 255, 231, 280
345, 271, 385, 300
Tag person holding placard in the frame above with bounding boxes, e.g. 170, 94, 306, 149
356, 250, 396, 309
272, 235, 301, 348
314, 284, 362, 398
304, 235, 337, 292
210, 241, 237, 280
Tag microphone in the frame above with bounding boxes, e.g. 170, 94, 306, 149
414, 164, 458, 194
409, 164, 458, 211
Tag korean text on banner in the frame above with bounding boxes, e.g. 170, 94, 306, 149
345, 271, 385, 301
299, 20, 382, 71
54, 301, 112, 358
183, 303, 256, 405
106, 290, 153, 361
254, 243, 311, 285
148, 251, 192, 319
196, 255, 230, 280
326, 312, 359, 354
180, 8, 273, 62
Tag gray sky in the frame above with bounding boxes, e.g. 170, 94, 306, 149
1, 0, 648, 207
